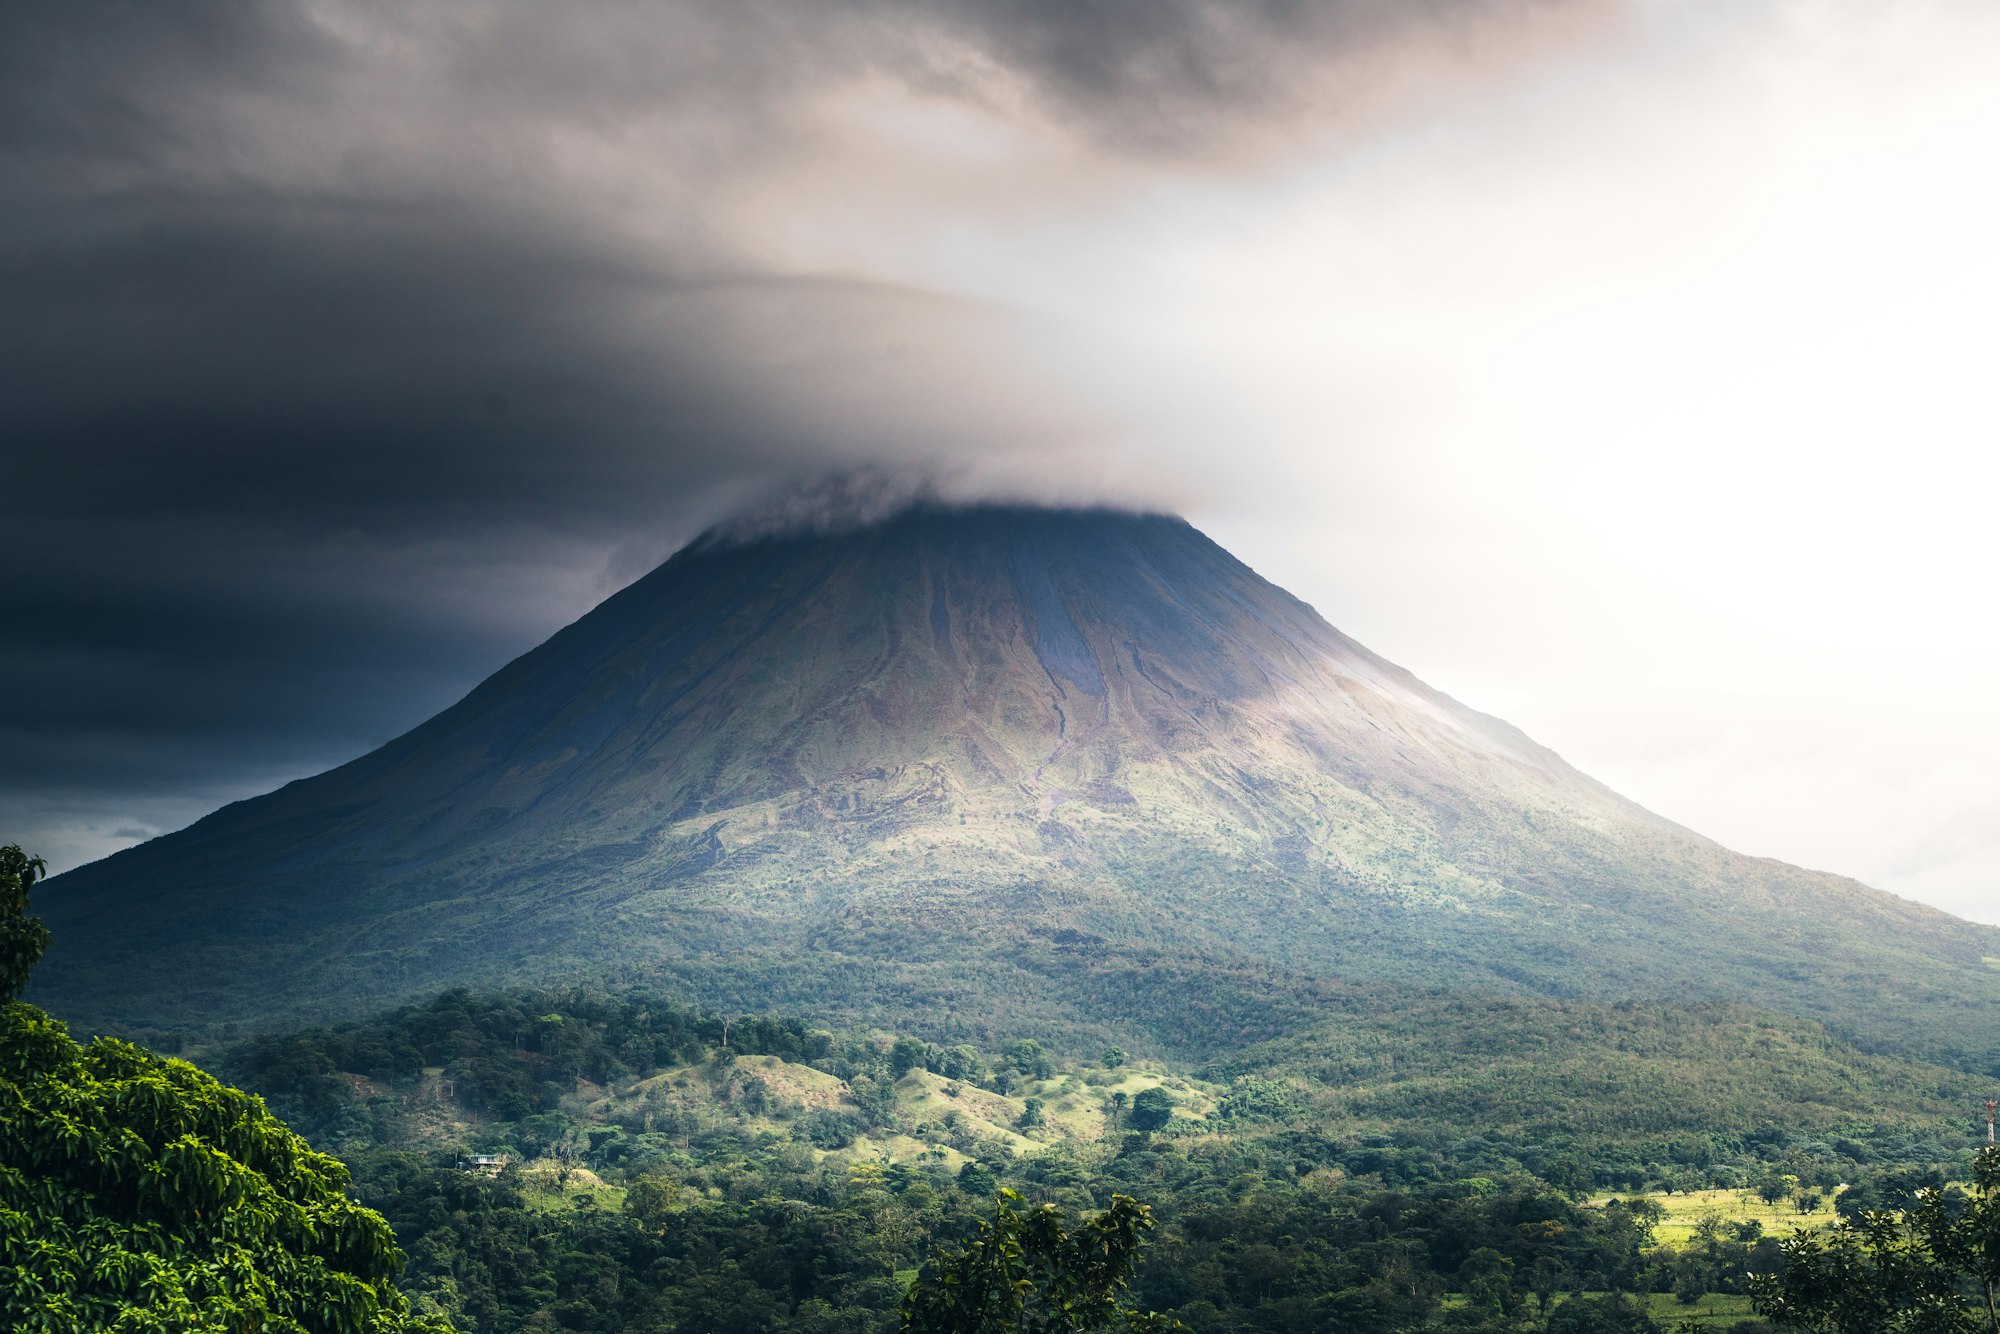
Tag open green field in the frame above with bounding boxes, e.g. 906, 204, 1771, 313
1635, 1291, 1759, 1327
1589, 1186, 1844, 1247
576, 1052, 1189, 1169
517, 1161, 628, 1214
1442, 1291, 1760, 1328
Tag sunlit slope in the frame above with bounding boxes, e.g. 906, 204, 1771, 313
33, 506, 2000, 1061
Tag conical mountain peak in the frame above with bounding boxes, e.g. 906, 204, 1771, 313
33, 505, 2000, 1060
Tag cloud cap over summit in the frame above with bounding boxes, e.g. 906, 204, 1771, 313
8, 0, 2000, 927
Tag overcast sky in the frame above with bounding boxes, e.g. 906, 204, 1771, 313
5, 0, 1996, 925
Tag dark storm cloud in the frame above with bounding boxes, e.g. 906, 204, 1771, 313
0, 0, 1593, 871
911, 0, 1596, 152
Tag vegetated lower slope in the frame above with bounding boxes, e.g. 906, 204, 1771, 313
221, 985, 1978, 1192
1208, 997, 1983, 1181
33, 505, 2000, 1068
212, 984, 1985, 1334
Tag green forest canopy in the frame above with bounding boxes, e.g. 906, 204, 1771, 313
1, 844, 450, 1333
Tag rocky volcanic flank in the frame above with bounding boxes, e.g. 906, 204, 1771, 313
32, 505, 2000, 1061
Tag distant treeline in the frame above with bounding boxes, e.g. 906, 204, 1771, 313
229, 987, 829, 1121
223, 984, 1977, 1190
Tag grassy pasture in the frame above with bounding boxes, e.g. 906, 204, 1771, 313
518, 1161, 628, 1214
570, 1052, 1207, 1169
1636, 1291, 1759, 1327
1588, 1185, 1844, 1246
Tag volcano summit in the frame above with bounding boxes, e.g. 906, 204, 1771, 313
33, 505, 2000, 1062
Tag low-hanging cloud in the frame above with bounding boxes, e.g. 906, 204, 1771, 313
1, 0, 1610, 873
11, 0, 1998, 932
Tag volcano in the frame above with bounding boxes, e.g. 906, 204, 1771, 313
32, 505, 2000, 1061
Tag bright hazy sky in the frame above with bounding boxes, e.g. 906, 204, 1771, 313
4, 0, 1996, 924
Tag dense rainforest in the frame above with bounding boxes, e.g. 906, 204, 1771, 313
12, 838, 1995, 1332
203, 984, 1987, 1333
0, 845, 449, 1332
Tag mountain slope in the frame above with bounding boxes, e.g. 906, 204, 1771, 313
31, 506, 2000, 1063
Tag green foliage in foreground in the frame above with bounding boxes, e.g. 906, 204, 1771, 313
1, 844, 50, 1003
0, 845, 449, 1333
1751, 1146, 2000, 1333
901, 1189, 1179, 1333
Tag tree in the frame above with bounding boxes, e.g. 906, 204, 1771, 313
1128, 1088, 1173, 1133
958, 1161, 999, 1197
900, 1188, 1182, 1333
1751, 1146, 2000, 1333
891, 1036, 932, 1078
624, 1173, 682, 1234
1609, 1196, 1667, 1245
1007, 1039, 1054, 1081
1543, 1292, 1661, 1333
1527, 1256, 1573, 1317
1100, 1047, 1127, 1070
0, 844, 452, 1332
1546, 1152, 1595, 1199
0, 843, 49, 1001
1458, 1246, 1518, 1316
